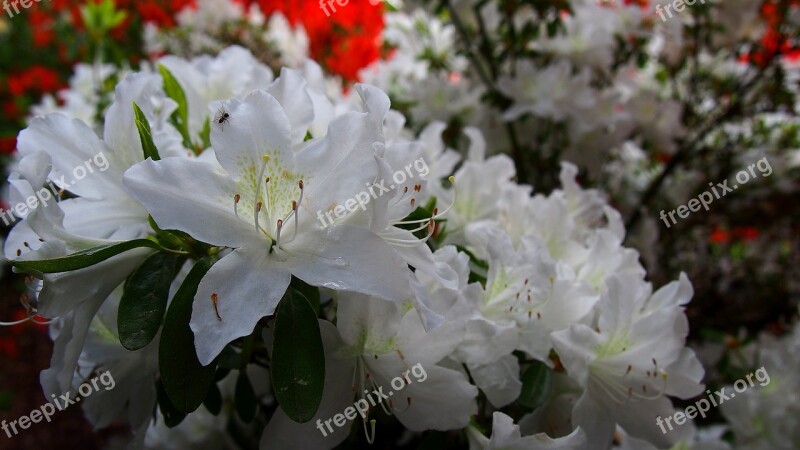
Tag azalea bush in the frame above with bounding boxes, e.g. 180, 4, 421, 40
1, 0, 799, 449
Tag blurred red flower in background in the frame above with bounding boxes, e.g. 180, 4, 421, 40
251, 0, 384, 81
7, 66, 63, 97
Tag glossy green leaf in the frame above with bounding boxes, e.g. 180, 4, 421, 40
290, 276, 320, 316
271, 290, 325, 423
118, 252, 179, 351
157, 379, 186, 428
203, 382, 222, 416
160, 257, 218, 413
235, 371, 257, 423
518, 360, 552, 410
10, 239, 160, 273
133, 101, 161, 161
157, 64, 191, 147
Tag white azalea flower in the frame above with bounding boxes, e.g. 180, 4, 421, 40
6, 71, 186, 395
262, 294, 478, 450
124, 84, 417, 365
498, 60, 596, 122
159, 45, 274, 141
551, 274, 704, 447
467, 412, 587, 450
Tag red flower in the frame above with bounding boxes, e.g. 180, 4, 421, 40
7, 309, 49, 334
256, 0, 384, 81
732, 227, 759, 242
8, 66, 63, 96
0, 337, 18, 359
3, 101, 22, 120
743, 1, 800, 66
27, 10, 56, 47
0, 136, 17, 155
710, 227, 730, 245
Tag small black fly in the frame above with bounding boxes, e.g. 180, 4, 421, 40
214, 108, 231, 131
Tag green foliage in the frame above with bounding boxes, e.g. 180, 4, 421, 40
133, 102, 161, 161
160, 257, 219, 413
271, 289, 325, 423
9, 239, 162, 274
118, 252, 181, 350
518, 361, 552, 410
158, 64, 193, 149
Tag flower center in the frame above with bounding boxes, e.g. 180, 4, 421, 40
232, 154, 305, 249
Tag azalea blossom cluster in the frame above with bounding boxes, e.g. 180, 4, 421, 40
2, 0, 799, 449
2, 44, 712, 450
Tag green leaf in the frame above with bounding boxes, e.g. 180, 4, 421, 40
199, 117, 211, 152
271, 290, 325, 423
290, 276, 320, 316
118, 252, 180, 351
203, 381, 222, 416
235, 371, 257, 423
9, 239, 161, 273
160, 257, 218, 413
0, 391, 11, 411
518, 361, 552, 410
133, 102, 161, 161
158, 64, 191, 148
217, 346, 242, 370
156, 379, 186, 428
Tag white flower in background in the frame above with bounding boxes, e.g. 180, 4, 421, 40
175, 0, 244, 35
551, 274, 704, 447
614, 423, 732, 450
5, 70, 191, 403
711, 0, 765, 48
437, 137, 519, 243
382, 9, 468, 73
145, 407, 236, 450
467, 412, 587, 450
449, 226, 597, 407
144, 0, 245, 55
266, 13, 310, 68
498, 60, 596, 122
408, 73, 484, 125
416, 121, 461, 193
158, 45, 275, 141
626, 92, 686, 154
74, 287, 161, 444
12, 72, 183, 245
359, 9, 468, 104
534, 2, 619, 70
262, 296, 478, 450
30, 63, 121, 129
719, 323, 800, 449
463, 226, 599, 362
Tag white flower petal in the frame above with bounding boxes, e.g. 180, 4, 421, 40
210, 90, 293, 180
191, 246, 291, 365
284, 225, 411, 302
123, 157, 254, 248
